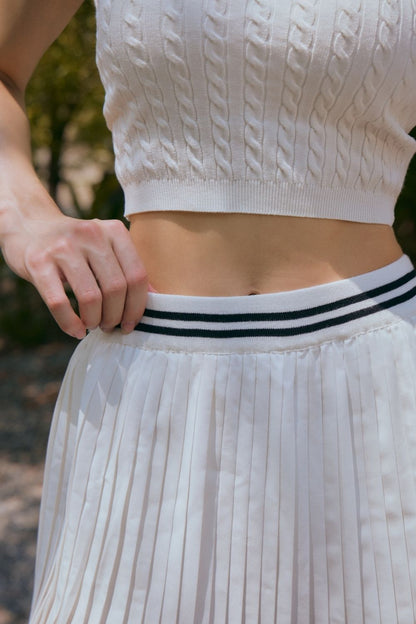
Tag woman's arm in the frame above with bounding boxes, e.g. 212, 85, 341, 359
0, 0, 148, 339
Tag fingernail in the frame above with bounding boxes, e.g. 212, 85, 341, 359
121, 322, 135, 334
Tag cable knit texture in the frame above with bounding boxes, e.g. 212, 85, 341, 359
95, 0, 416, 224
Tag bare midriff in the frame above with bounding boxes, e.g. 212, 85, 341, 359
129, 212, 403, 296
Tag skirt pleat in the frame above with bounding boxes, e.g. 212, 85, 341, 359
29, 255, 416, 623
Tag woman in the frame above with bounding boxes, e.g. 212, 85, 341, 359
2, 0, 416, 622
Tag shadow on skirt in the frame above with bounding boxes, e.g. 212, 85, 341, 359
29, 255, 416, 623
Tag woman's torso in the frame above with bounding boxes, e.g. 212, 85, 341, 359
95, 0, 416, 294
130, 213, 403, 295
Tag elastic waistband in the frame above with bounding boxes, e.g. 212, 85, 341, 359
106, 255, 416, 353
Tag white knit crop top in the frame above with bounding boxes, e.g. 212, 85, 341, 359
94, 0, 416, 225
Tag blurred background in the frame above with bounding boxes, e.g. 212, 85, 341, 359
2, 1, 416, 622
0, 2, 123, 622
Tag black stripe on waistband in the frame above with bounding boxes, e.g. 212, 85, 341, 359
134, 282, 416, 339
141, 269, 416, 324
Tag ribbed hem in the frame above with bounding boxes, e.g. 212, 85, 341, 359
100, 255, 416, 353
123, 179, 395, 225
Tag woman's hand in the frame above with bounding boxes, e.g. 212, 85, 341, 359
0, 1, 149, 340
1, 209, 149, 339
0, 1, 150, 340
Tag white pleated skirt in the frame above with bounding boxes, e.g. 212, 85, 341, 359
29, 254, 416, 624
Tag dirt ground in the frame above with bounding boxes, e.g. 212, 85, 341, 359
0, 341, 76, 624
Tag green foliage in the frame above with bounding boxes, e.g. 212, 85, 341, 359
393, 128, 416, 263
25, 0, 115, 202
0, 265, 67, 347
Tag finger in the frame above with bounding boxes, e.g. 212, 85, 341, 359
59, 258, 103, 330
34, 266, 87, 339
58, 218, 122, 330
110, 227, 149, 332
87, 250, 127, 330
